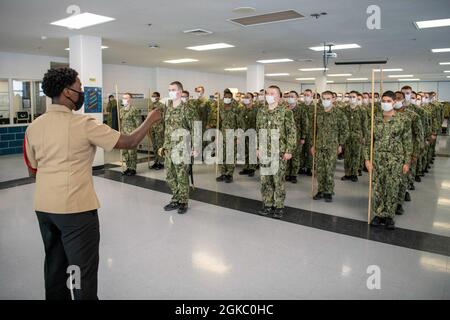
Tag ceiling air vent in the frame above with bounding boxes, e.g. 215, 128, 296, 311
183, 29, 213, 36
229, 10, 304, 27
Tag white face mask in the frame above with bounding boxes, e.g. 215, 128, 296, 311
363, 98, 369, 105
266, 95, 275, 105
169, 91, 178, 100
344, 97, 350, 102
423, 98, 429, 104
181, 97, 188, 103
337, 97, 342, 102
350, 97, 357, 105
223, 98, 232, 104
404, 93, 411, 102
287, 97, 297, 104
242, 98, 250, 105
357, 100, 363, 106
323, 100, 332, 109
299, 96, 305, 102
410, 99, 416, 105
122, 99, 129, 107
382, 102, 393, 112
394, 101, 403, 109
195, 92, 202, 99
304, 96, 312, 103
151, 97, 157, 103
416, 100, 422, 106
258, 95, 265, 102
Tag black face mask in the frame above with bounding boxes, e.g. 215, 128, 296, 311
67, 88, 85, 111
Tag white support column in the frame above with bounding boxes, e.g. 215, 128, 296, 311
69, 35, 104, 167
315, 75, 327, 93
246, 64, 265, 93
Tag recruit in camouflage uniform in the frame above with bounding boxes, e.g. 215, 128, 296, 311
162, 100, 198, 205
192, 95, 211, 140
341, 103, 368, 181
300, 99, 315, 175
365, 113, 412, 223
120, 104, 141, 172
150, 100, 166, 167
256, 101, 296, 214
240, 99, 259, 176
312, 101, 349, 202
285, 101, 309, 182
213, 99, 244, 181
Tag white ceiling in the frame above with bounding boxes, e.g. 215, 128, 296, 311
1, 0, 450, 83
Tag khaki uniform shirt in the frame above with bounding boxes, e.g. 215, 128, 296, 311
25, 104, 121, 214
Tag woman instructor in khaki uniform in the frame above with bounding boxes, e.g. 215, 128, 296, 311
24, 68, 160, 300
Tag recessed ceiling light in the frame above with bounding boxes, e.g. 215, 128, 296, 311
374, 68, 403, 72
328, 73, 352, 77
257, 58, 293, 64
298, 67, 329, 71
164, 58, 199, 64
439, 62, 450, 65
388, 75, 414, 78
398, 78, 420, 81
309, 44, 361, 51
432, 48, 450, 53
265, 73, 290, 76
65, 46, 108, 51
51, 12, 115, 30
187, 43, 234, 51
296, 77, 316, 80
326, 80, 334, 83
224, 67, 247, 71
347, 78, 368, 81
41, 36, 47, 40
415, 18, 450, 29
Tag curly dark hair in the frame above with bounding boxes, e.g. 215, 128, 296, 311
42, 67, 78, 98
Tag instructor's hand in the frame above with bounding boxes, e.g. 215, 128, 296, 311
365, 160, 373, 173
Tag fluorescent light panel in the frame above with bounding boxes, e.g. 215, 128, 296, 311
439, 62, 450, 65
374, 68, 403, 72
398, 78, 420, 81
296, 78, 315, 80
299, 67, 329, 71
388, 74, 414, 78
51, 12, 115, 30
257, 58, 293, 64
444, 70, 450, 73
265, 73, 290, 76
164, 58, 198, 64
186, 43, 234, 51
432, 48, 450, 53
65, 46, 108, 51
347, 78, 368, 81
328, 73, 352, 77
224, 67, 247, 71
309, 44, 360, 51
415, 18, 450, 29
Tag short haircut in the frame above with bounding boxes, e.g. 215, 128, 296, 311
412, 91, 417, 95
246, 92, 254, 99
382, 90, 396, 100
349, 90, 360, 95
124, 92, 133, 98
268, 85, 282, 98
395, 91, 405, 99
42, 67, 78, 98
152, 92, 160, 97
304, 89, 313, 94
401, 85, 412, 91
108, 94, 114, 99
289, 90, 299, 97
182, 90, 189, 96
363, 92, 369, 96
170, 81, 183, 91
196, 86, 205, 92
224, 88, 232, 96
322, 90, 333, 97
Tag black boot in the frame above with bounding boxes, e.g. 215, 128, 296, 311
285, 175, 292, 181
415, 176, 421, 182
225, 175, 233, 183
351, 175, 358, 182
258, 205, 272, 216
385, 217, 396, 230
396, 205, 404, 215
313, 192, 324, 200
273, 208, 284, 219
370, 216, 386, 227
239, 169, 249, 175
341, 175, 351, 181
404, 192, 411, 202
306, 169, 312, 176
409, 183, 415, 191
324, 193, 333, 203
122, 169, 130, 176
291, 176, 297, 184
248, 170, 255, 177
164, 201, 180, 211
358, 169, 362, 176
216, 175, 226, 182
177, 203, 188, 214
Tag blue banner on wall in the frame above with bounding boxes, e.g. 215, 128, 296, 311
84, 87, 102, 113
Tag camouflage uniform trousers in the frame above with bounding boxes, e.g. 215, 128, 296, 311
260, 159, 287, 208
344, 134, 362, 176
165, 152, 189, 204
243, 138, 257, 171
123, 150, 137, 170
219, 137, 236, 176
302, 136, 313, 171
316, 148, 337, 194
151, 122, 165, 164
372, 152, 403, 218
286, 143, 303, 177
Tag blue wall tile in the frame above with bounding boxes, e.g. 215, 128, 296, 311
0, 128, 7, 134
14, 147, 23, 154
15, 133, 25, 140
9, 140, 23, 148
7, 127, 22, 133
0, 142, 8, 148
0, 149, 14, 155
1, 134, 15, 141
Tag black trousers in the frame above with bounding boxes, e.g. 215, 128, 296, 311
36, 210, 100, 300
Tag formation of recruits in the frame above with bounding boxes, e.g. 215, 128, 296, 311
113, 82, 445, 227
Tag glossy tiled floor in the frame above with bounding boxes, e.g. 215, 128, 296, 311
1, 136, 450, 299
